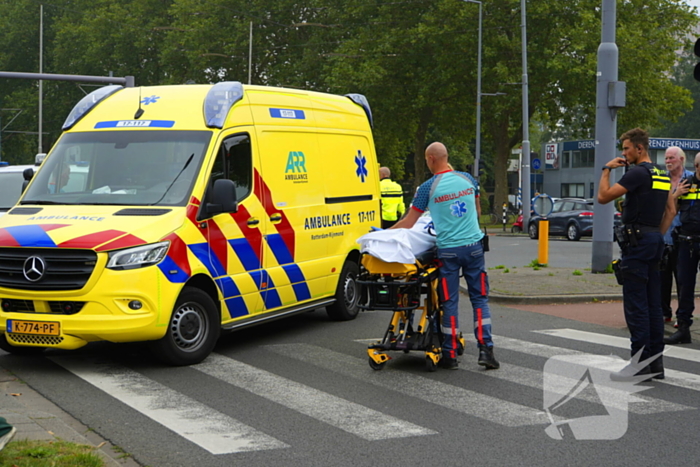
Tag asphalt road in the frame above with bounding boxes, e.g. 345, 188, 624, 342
2, 295, 700, 467
486, 234, 622, 269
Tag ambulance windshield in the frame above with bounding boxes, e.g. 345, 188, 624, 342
21, 130, 211, 206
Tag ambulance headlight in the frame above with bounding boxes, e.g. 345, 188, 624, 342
106, 241, 170, 270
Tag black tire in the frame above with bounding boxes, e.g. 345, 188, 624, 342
511, 225, 522, 234
0, 333, 45, 355
326, 260, 360, 321
566, 223, 581, 241
149, 287, 220, 366
425, 356, 438, 372
528, 222, 539, 240
369, 357, 386, 371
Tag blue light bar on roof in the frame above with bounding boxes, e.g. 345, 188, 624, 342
204, 82, 244, 129
62, 85, 123, 131
345, 93, 373, 128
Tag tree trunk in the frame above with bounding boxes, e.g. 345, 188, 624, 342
412, 108, 434, 192
491, 116, 512, 216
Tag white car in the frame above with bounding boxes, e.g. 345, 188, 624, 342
0, 164, 35, 217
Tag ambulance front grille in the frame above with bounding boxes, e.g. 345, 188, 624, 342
0, 248, 97, 291
7, 333, 63, 346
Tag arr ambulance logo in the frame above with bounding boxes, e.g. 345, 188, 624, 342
284, 151, 308, 183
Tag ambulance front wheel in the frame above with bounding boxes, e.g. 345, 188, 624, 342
149, 287, 220, 366
326, 261, 360, 321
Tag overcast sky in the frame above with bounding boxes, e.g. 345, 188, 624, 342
686, 0, 700, 11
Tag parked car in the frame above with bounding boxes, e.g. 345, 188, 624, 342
0, 163, 34, 217
527, 198, 621, 241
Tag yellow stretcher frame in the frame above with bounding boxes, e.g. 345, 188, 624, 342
358, 253, 464, 372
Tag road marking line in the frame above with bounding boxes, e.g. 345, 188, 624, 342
535, 329, 700, 363
356, 337, 689, 415
194, 353, 435, 440
499, 333, 700, 392
50, 357, 287, 455
268, 343, 548, 427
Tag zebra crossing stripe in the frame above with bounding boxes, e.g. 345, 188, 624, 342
50, 357, 288, 455
266, 343, 547, 427
499, 334, 700, 393
534, 328, 700, 364
194, 353, 435, 441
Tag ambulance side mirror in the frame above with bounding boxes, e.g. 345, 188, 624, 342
206, 179, 238, 215
21, 168, 34, 193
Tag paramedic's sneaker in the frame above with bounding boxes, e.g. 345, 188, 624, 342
0, 427, 16, 452
478, 346, 500, 370
439, 357, 458, 370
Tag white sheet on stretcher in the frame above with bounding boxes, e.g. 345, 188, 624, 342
356, 216, 436, 264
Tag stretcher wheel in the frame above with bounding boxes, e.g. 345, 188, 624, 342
369, 357, 387, 371
425, 356, 438, 372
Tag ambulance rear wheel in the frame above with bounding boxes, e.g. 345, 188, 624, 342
326, 261, 360, 321
150, 287, 220, 366
0, 334, 45, 355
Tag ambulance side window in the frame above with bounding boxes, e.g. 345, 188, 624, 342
210, 133, 252, 202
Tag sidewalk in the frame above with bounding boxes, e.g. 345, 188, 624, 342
0, 366, 140, 467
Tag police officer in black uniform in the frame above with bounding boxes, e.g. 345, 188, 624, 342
664, 153, 700, 346
598, 128, 675, 380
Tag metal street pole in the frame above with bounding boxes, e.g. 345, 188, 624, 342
38, 4, 43, 154
464, 0, 482, 180
520, 0, 531, 230
591, 0, 622, 272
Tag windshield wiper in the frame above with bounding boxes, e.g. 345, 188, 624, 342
150, 153, 194, 206
20, 200, 74, 205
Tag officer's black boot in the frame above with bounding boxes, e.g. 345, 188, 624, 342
649, 355, 664, 380
664, 321, 692, 345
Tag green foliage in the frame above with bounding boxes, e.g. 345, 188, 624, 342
0, 0, 696, 182
573, 270, 583, 276
0, 440, 104, 467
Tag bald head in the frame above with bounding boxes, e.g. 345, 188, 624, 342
425, 142, 450, 174
379, 167, 391, 179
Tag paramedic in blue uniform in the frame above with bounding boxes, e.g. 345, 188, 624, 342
391, 142, 499, 370
597, 128, 675, 380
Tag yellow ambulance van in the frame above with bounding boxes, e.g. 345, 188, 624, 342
0, 82, 380, 365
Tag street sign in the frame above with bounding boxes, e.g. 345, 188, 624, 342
532, 158, 541, 170
532, 194, 554, 217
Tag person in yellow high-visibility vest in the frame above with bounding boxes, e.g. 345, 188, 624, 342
379, 167, 406, 229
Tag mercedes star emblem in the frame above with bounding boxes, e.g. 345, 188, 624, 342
23, 256, 46, 282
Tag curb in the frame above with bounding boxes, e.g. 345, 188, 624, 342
488, 293, 623, 305
458, 284, 622, 305
0, 367, 140, 467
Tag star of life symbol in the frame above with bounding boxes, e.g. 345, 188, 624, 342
355, 150, 368, 183
450, 200, 467, 217
141, 95, 160, 105
543, 350, 660, 440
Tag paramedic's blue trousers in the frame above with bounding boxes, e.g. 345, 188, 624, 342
437, 242, 492, 359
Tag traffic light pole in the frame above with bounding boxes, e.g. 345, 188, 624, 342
591, 0, 623, 272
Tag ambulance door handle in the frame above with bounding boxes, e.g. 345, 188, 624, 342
269, 214, 282, 224
247, 218, 260, 226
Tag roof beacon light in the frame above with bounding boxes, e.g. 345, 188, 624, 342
63, 85, 123, 131
345, 93, 373, 128
204, 82, 244, 129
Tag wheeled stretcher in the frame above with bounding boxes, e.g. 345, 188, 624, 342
358, 250, 464, 372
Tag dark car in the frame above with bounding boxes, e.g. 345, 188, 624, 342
527, 198, 621, 241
